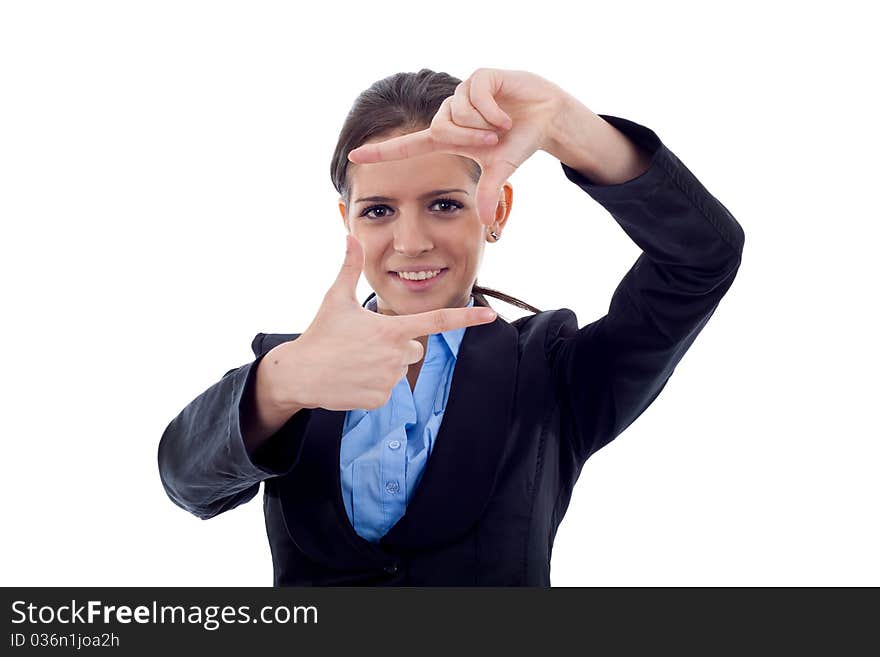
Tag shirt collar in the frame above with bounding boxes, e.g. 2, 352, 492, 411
366, 294, 474, 359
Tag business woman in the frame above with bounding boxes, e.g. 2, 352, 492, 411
158, 67, 745, 586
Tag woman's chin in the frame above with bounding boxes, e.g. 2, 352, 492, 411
379, 291, 461, 317
385, 298, 437, 317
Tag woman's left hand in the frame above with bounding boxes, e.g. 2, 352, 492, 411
347, 68, 569, 226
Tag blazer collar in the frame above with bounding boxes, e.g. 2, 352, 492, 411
272, 291, 519, 567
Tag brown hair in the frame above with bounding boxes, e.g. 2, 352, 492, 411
330, 68, 541, 316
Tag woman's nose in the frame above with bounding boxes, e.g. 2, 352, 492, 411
393, 215, 433, 256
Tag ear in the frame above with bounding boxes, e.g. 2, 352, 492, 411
338, 197, 348, 229
493, 182, 514, 232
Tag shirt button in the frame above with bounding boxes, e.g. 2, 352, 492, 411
385, 481, 400, 494
388, 440, 401, 450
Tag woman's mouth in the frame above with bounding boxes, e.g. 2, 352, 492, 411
388, 267, 449, 291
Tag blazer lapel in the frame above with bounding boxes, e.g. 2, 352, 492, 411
376, 293, 519, 551
273, 404, 388, 570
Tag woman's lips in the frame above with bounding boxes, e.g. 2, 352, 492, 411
388, 267, 448, 291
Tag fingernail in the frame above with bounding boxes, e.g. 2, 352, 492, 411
482, 309, 497, 320
483, 132, 498, 144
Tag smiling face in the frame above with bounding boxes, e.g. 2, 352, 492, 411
339, 130, 512, 319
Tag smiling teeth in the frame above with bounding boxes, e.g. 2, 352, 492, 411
398, 269, 442, 280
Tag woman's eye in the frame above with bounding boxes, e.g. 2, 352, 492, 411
362, 205, 390, 219
430, 199, 464, 213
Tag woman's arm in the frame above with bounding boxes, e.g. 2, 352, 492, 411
544, 109, 745, 464
157, 343, 311, 520
545, 92, 654, 185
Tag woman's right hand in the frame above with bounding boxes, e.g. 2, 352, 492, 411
262, 234, 498, 413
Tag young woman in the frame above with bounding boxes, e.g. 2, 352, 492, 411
158, 67, 745, 586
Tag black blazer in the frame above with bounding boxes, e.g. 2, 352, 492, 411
158, 115, 745, 586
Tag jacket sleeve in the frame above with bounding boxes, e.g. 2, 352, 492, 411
157, 333, 312, 519
547, 114, 745, 464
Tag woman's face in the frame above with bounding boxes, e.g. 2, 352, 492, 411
339, 131, 512, 319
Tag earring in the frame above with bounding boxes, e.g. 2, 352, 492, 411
489, 229, 499, 241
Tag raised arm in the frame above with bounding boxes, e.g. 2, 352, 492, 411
545, 106, 745, 464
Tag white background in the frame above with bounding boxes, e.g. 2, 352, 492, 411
1, 0, 877, 586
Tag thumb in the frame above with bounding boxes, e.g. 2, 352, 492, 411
329, 233, 364, 303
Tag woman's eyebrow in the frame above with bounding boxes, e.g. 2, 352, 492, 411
353, 188, 469, 204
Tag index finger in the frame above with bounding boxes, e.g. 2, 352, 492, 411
390, 305, 497, 338
347, 128, 440, 164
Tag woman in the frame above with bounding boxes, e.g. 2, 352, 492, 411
158, 67, 745, 586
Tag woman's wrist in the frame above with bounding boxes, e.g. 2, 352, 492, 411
242, 348, 306, 455
543, 93, 653, 186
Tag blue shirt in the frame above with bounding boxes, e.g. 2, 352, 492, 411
340, 294, 475, 543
